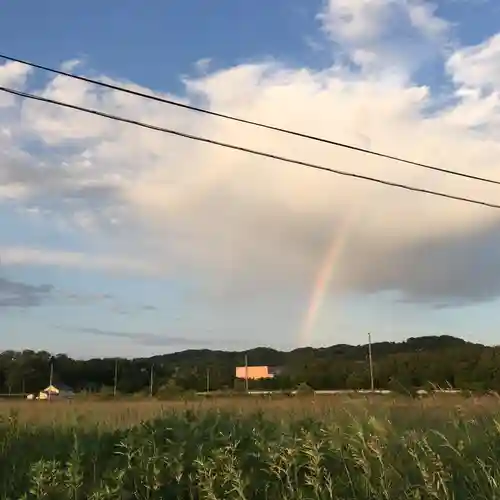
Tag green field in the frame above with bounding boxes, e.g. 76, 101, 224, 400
1, 395, 499, 499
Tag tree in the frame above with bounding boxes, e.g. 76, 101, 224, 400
295, 382, 314, 396
156, 379, 183, 400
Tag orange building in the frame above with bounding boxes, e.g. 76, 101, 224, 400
235, 366, 281, 380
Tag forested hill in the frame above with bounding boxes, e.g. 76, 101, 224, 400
1, 335, 497, 395
148, 334, 472, 365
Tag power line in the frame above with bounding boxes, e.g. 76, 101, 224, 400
2, 84, 500, 210
2, 52, 500, 187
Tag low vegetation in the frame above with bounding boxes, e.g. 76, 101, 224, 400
1, 395, 500, 499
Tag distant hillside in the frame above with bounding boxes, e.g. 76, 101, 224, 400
146, 334, 479, 366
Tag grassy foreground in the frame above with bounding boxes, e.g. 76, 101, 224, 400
1, 396, 500, 499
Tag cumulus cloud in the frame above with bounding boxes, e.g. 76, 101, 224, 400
319, 0, 449, 78
0, 61, 32, 107
2, 0, 500, 313
447, 33, 500, 91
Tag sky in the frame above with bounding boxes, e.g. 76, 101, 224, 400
1, 0, 500, 358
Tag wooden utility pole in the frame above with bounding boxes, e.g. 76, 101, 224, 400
48, 357, 54, 401
149, 363, 154, 397
244, 354, 249, 393
206, 367, 210, 393
368, 333, 374, 392
113, 359, 118, 397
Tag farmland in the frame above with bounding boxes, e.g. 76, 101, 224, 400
1, 395, 500, 499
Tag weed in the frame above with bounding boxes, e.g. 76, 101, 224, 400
0, 396, 499, 498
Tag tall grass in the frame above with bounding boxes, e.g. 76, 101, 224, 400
1, 395, 500, 498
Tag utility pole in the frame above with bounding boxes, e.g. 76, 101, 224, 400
48, 357, 54, 401
149, 363, 154, 397
368, 333, 374, 392
206, 367, 210, 393
244, 354, 249, 393
113, 359, 118, 397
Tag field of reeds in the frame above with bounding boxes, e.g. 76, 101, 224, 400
1, 395, 500, 499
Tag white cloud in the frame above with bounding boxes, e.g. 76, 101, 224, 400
447, 33, 500, 91
0, 61, 32, 107
0, 61, 31, 87
0, 246, 156, 275
2, 0, 500, 309
319, 0, 449, 78
442, 34, 500, 130
60, 59, 82, 72
194, 58, 212, 74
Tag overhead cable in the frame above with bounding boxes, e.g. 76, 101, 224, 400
2, 52, 500, 186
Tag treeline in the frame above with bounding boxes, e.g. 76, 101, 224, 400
1, 335, 499, 395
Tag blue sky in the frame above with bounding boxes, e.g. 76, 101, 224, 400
1, 0, 500, 358
0, 1, 326, 91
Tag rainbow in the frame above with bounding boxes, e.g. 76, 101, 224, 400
297, 207, 362, 348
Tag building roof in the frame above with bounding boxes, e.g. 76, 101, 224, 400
43, 383, 74, 393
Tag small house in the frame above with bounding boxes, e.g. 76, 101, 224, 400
38, 383, 75, 400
